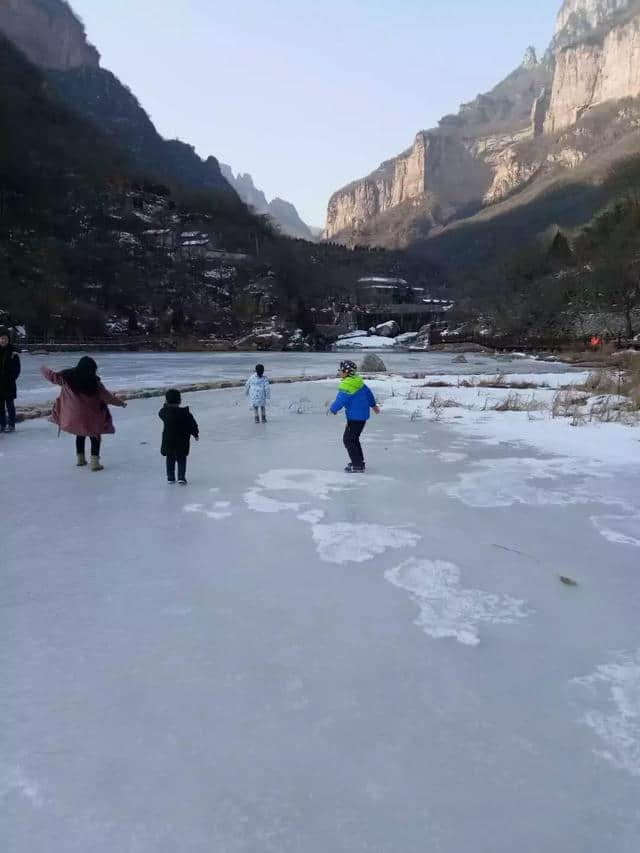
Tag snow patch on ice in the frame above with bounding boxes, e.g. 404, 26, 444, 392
297, 509, 326, 524
385, 558, 530, 646
311, 523, 420, 564
571, 651, 640, 777
183, 503, 232, 521
591, 515, 640, 548
391, 433, 419, 443
244, 489, 304, 514
439, 452, 468, 463
433, 456, 618, 509
162, 605, 192, 617
0, 765, 42, 805
256, 469, 376, 500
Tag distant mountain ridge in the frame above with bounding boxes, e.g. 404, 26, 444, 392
324, 0, 640, 247
220, 165, 316, 241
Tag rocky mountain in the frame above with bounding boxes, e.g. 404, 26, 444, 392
0, 0, 99, 70
325, 0, 640, 248
552, 0, 638, 47
1, 0, 238, 206
220, 165, 315, 241
1, 1, 424, 346
50, 66, 238, 204
544, 0, 640, 132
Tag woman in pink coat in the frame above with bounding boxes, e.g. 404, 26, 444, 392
41, 356, 127, 470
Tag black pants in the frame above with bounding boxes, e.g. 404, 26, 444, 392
343, 420, 366, 466
166, 455, 187, 481
76, 435, 101, 456
253, 406, 266, 422
0, 398, 16, 428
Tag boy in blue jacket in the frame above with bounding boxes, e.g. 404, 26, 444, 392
330, 360, 380, 473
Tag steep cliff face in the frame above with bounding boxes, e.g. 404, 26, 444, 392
552, 0, 636, 46
326, 0, 640, 246
545, 2, 640, 132
0, 0, 99, 70
325, 53, 552, 240
221, 165, 315, 240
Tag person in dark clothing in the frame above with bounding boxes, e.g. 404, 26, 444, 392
329, 360, 380, 473
0, 327, 21, 433
159, 389, 199, 484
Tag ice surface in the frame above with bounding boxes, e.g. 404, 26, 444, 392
16, 351, 585, 405
3, 377, 640, 852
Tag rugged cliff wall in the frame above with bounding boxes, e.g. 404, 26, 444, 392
325, 0, 640, 245
553, 0, 636, 46
545, 3, 640, 131
325, 53, 552, 239
0, 0, 99, 70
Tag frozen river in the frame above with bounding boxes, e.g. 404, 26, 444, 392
17, 350, 582, 405
3, 374, 639, 852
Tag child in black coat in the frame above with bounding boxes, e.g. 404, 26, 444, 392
159, 389, 199, 484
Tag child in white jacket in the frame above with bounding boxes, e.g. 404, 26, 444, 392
245, 363, 271, 423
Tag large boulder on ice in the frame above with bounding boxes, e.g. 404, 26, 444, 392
375, 320, 400, 338
360, 353, 387, 373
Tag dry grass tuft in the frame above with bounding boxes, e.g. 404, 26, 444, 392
493, 393, 547, 413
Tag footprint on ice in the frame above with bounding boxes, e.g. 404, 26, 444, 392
311, 523, 420, 564
591, 514, 640, 548
183, 503, 232, 521
256, 469, 380, 500
570, 650, 640, 777
244, 489, 304, 514
385, 558, 530, 646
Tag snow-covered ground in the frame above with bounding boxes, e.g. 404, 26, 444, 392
3, 374, 639, 852
334, 332, 399, 348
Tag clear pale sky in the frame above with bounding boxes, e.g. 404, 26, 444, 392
71, 0, 562, 226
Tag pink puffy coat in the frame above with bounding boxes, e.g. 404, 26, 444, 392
41, 366, 125, 436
